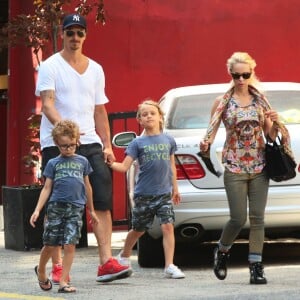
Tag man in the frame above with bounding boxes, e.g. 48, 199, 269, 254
35, 13, 132, 283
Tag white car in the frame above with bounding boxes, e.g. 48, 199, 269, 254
113, 82, 300, 267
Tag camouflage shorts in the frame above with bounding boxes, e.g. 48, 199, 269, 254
43, 202, 84, 246
132, 193, 175, 231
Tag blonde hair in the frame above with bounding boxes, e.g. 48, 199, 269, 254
226, 52, 261, 89
52, 120, 80, 144
136, 99, 165, 131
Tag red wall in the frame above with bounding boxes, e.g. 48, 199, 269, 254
84, 0, 300, 113
4, 0, 300, 219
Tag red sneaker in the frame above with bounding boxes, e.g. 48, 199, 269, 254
96, 258, 132, 282
49, 264, 71, 285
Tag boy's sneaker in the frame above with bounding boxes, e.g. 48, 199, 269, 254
96, 258, 133, 283
49, 264, 70, 285
164, 264, 185, 279
213, 247, 229, 280
117, 252, 131, 268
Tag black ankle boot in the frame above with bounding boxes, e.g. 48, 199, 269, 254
213, 247, 230, 280
249, 262, 267, 284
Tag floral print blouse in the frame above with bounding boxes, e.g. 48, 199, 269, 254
222, 96, 266, 174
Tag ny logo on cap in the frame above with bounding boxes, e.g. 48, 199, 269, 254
73, 15, 80, 22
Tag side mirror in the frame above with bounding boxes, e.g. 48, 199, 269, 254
112, 132, 137, 148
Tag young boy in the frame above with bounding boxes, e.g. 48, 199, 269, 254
30, 120, 99, 293
109, 100, 185, 279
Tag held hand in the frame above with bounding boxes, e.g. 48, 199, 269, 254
106, 161, 114, 168
265, 110, 279, 122
200, 140, 209, 153
103, 147, 116, 164
30, 211, 39, 228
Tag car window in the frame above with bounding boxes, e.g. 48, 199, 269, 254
165, 90, 300, 129
166, 93, 220, 129
265, 91, 300, 124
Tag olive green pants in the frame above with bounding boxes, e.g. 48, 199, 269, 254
219, 169, 269, 262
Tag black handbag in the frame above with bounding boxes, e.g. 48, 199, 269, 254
265, 136, 297, 182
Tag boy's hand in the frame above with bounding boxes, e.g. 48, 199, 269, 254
30, 211, 40, 228
172, 191, 181, 205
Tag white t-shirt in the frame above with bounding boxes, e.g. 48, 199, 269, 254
35, 52, 109, 149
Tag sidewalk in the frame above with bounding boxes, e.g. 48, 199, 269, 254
2, 228, 300, 300
0, 229, 135, 300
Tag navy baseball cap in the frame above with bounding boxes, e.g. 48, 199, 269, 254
63, 14, 87, 30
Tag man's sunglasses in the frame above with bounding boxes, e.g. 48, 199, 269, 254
231, 72, 252, 80
65, 30, 85, 38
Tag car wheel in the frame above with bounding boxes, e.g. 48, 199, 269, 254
137, 232, 164, 267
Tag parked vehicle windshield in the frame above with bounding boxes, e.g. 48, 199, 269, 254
266, 91, 300, 124
165, 91, 300, 130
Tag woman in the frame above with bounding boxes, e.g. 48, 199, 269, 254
200, 52, 279, 284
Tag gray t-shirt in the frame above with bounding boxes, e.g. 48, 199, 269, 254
126, 133, 177, 196
43, 154, 93, 207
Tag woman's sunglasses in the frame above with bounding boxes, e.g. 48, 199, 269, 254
231, 72, 252, 80
65, 30, 85, 38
